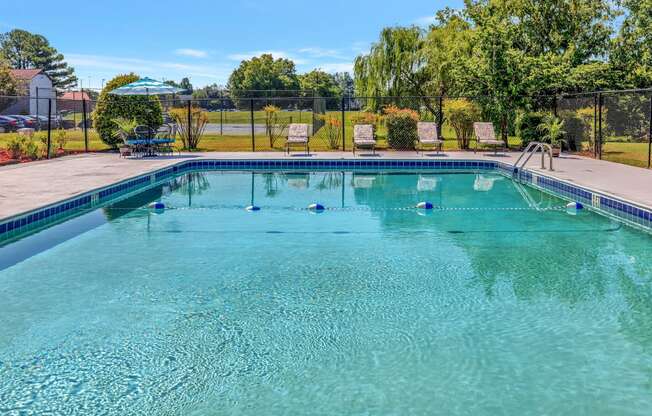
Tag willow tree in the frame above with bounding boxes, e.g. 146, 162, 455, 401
353, 27, 429, 101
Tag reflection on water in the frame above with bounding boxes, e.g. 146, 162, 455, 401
2, 171, 652, 415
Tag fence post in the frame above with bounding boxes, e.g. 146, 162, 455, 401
437, 96, 444, 140
648, 94, 652, 169
81, 93, 89, 152
187, 100, 192, 149
593, 94, 598, 158
341, 96, 346, 152
553, 95, 558, 118
220, 98, 223, 136
46, 98, 52, 159
250, 98, 255, 152
597, 93, 603, 160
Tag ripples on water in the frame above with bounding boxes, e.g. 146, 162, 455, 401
1, 172, 651, 415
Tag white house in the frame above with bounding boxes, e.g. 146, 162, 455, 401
9, 69, 57, 116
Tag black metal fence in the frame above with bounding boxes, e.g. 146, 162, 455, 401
1, 89, 651, 168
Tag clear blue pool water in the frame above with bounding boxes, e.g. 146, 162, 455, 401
1, 171, 652, 415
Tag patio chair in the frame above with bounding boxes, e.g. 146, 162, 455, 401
154, 124, 176, 156
473, 122, 506, 154
285, 123, 310, 155
353, 124, 376, 155
416, 122, 444, 155
134, 125, 155, 156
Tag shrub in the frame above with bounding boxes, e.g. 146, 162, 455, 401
92, 73, 164, 148
445, 99, 480, 150
55, 128, 68, 150
317, 114, 342, 149
351, 111, 382, 127
384, 105, 418, 150
537, 115, 566, 148
516, 112, 546, 148
169, 106, 208, 150
6, 136, 23, 159
263, 105, 289, 148
560, 112, 585, 151
23, 138, 39, 160
112, 117, 139, 143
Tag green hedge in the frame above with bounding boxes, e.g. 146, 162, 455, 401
92, 74, 164, 148
516, 112, 546, 148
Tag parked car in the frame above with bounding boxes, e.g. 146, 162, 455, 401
8, 115, 39, 130
0, 115, 23, 132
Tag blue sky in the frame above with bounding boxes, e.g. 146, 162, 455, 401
3, 0, 463, 88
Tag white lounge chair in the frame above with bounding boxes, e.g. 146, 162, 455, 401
416, 122, 444, 155
353, 124, 376, 155
285, 123, 310, 155
473, 122, 506, 154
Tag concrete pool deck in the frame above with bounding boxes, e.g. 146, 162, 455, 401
1, 151, 651, 220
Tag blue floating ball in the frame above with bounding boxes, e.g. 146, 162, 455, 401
416, 201, 434, 210
308, 203, 325, 212
148, 202, 165, 211
566, 202, 584, 210
245, 205, 261, 211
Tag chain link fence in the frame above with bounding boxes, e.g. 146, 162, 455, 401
1, 89, 651, 168
559, 89, 652, 168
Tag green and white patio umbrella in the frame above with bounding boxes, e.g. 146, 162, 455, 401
108, 77, 185, 95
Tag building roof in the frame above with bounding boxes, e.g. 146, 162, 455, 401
9, 69, 45, 80
59, 91, 91, 101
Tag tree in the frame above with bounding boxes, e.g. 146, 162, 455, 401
0, 29, 77, 89
227, 53, 300, 96
92, 73, 163, 148
354, 27, 429, 98
0, 58, 17, 95
179, 77, 193, 93
299, 69, 339, 97
610, 0, 652, 87
333, 72, 354, 96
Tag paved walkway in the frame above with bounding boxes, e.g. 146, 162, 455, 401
1, 151, 651, 220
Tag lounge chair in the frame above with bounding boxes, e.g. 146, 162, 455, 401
285, 123, 310, 155
353, 124, 376, 155
473, 122, 506, 154
416, 122, 444, 155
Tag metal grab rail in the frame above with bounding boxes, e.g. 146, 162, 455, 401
513, 141, 554, 172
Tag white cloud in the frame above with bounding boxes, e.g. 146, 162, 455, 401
227, 50, 308, 65
317, 62, 354, 74
174, 48, 208, 58
297, 47, 344, 59
414, 15, 437, 27
64, 53, 230, 81
350, 41, 371, 54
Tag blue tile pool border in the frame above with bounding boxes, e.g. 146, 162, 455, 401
1, 158, 651, 240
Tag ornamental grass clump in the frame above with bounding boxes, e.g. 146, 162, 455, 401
317, 115, 342, 149
169, 106, 208, 150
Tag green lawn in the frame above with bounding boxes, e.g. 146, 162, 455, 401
1, 128, 649, 169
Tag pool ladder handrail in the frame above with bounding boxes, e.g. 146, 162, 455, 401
513, 141, 554, 173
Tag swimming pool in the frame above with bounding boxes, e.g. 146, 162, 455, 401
1, 170, 652, 415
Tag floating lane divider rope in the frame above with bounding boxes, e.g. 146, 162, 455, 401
114, 204, 571, 213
